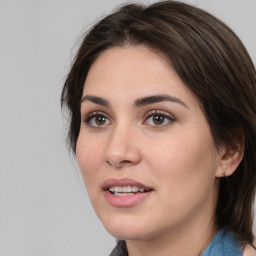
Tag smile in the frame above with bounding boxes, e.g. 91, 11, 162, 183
102, 178, 153, 207
109, 186, 146, 196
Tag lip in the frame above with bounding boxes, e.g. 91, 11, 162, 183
102, 178, 153, 207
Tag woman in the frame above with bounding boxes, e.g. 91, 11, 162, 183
61, 1, 256, 255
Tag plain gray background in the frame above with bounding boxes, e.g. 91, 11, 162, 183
0, 0, 256, 255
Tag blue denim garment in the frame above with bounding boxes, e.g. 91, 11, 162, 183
200, 228, 242, 256
109, 228, 243, 256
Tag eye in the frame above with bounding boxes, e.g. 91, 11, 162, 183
143, 111, 175, 127
83, 112, 111, 128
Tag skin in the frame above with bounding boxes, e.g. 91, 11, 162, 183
76, 45, 244, 256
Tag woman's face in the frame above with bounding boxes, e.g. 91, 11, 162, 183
76, 45, 224, 241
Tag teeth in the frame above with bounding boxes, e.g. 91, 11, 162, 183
109, 186, 145, 193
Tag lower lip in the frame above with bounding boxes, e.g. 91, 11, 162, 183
104, 190, 152, 207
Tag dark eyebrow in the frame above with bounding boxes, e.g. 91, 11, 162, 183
134, 94, 188, 108
80, 94, 188, 109
81, 95, 110, 107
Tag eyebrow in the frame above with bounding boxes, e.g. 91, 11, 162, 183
81, 94, 188, 108
134, 94, 188, 108
81, 95, 110, 107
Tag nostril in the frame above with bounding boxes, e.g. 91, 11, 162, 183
106, 160, 112, 166
120, 160, 132, 165
106, 159, 132, 168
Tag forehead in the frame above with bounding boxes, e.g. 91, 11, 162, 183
84, 45, 173, 85
82, 45, 198, 108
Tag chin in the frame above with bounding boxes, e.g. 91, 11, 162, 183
107, 227, 151, 241
100, 214, 153, 240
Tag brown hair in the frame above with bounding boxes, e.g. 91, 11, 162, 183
61, 0, 256, 245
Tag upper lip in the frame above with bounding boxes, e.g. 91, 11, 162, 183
102, 178, 153, 191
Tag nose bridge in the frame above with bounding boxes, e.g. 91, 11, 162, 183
104, 121, 140, 167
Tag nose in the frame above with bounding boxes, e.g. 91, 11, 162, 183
104, 124, 141, 168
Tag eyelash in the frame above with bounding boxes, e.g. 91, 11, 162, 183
82, 110, 175, 128
143, 110, 175, 127
82, 111, 112, 128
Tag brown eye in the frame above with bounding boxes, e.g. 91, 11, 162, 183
144, 112, 175, 127
84, 113, 111, 127
95, 115, 107, 126
152, 115, 165, 125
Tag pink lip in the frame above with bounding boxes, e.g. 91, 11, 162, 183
102, 178, 153, 207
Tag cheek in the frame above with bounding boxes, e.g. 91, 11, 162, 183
76, 134, 103, 189
141, 133, 218, 226
144, 128, 218, 197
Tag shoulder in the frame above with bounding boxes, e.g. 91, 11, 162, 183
243, 244, 256, 256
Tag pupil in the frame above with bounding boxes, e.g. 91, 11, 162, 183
153, 115, 164, 125
96, 115, 106, 125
